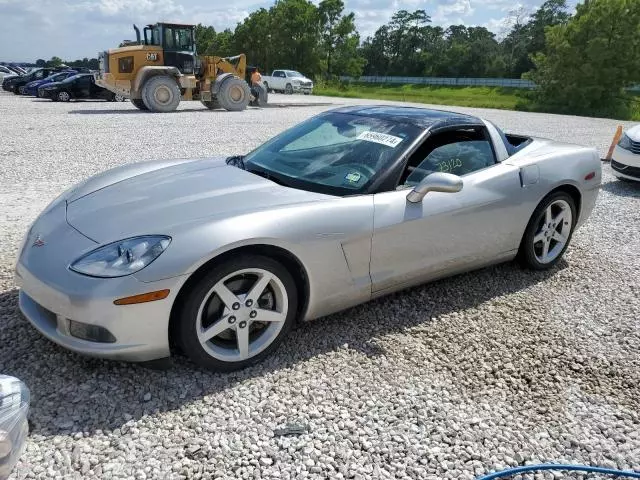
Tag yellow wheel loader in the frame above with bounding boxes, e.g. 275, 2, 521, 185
96, 22, 268, 112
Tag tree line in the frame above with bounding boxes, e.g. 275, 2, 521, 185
21, 0, 640, 118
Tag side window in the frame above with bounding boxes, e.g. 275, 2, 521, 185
34, 70, 45, 79
400, 127, 496, 187
77, 76, 91, 87
275, 71, 284, 78
118, 56, 134, 73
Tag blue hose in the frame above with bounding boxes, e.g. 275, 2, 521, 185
476, 464, 640, 479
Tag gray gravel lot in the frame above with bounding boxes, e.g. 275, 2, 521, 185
0, 92, 639, 479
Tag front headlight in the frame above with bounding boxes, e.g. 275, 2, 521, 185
618, 133, 632, 150
70, 235, 171, 278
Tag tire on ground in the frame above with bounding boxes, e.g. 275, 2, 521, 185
141, 75, 181, 112
200, 98, 220, 110
176, 254, 298, 372
250, 84, 268, 107
217, 76, 251, 112
517, 191, 577, 270
131, 98, 148, 111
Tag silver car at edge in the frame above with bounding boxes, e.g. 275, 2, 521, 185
14, 106, 602, 371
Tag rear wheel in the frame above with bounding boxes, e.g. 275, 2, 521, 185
57, 91, 71, 102
131, 98, 148, 111
114, 93, 126, 102
518, 191, 577, 270
176, 255, 298, 371
217, 77, 251, 112
141, 75, 181, 112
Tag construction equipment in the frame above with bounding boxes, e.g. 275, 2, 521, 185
96, 22, 267, 112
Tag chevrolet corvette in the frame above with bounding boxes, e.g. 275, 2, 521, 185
15, 106, 602, 371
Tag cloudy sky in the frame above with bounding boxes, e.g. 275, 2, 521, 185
0, 0, 579, 62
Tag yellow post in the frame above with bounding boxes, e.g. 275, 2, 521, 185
604, 125, 623, 162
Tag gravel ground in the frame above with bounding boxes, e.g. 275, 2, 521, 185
0, 92, 639, 479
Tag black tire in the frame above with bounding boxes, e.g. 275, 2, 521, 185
200, 98, 220, 110
131, 98, 148, 111
141, 75, 181, 112
12, 85, 20, 95
250, 84, 268, 107
176, 255, 298, 372
285, 83, 293, 95
217, 77, 251, 112
517, 191, 577, 270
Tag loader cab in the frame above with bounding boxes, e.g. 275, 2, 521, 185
141, 22, 196, 74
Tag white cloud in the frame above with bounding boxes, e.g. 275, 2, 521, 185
0, 0, 582, 61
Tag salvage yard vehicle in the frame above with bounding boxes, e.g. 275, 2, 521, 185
23, 70, 77, 97
15, 106, 601, 372
39, 73, 125, 102
0, 375, 29, 480
3, 67, 67, 95
262, 69, 313, 94
611, 124, 640, 181
96, 22, 267, 112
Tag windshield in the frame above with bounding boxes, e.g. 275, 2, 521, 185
286, 70, 304, 78
243, 112, 421, 196
48, 72, 70, 82
62, 74, 87, 83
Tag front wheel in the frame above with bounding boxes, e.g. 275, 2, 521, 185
176, 255, 298, 371
518, 192, 577, 270
285, 83, 293, 95
141, 75, 181, 112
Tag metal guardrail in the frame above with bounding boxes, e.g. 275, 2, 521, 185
339, 76, 640, 92
339, 76, 536, 88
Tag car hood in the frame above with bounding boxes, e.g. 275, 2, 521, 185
626, 124, 640, 142
65, 156, 330, 242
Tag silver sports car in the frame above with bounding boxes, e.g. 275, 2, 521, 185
15, 106, 601, 371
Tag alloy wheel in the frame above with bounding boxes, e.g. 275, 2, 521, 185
195, 268, 288, 362
532, 199, 572, 264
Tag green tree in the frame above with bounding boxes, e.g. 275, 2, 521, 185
528, 0, 640, 117
318, 0, 364, 77
35, 59, 46, 67
195, 24, 218, 54
47, 56, 63, 67
233, 8, 273, 71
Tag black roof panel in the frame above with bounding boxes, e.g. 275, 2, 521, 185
329, 105, 483, 129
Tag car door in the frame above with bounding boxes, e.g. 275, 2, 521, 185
370, 125, 524, 294
74, 75, 91, 98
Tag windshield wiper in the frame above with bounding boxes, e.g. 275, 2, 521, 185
225, 155, 245, 169
245, 166, 294, 188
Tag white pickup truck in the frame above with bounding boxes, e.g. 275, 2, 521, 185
261, 69, 313, 95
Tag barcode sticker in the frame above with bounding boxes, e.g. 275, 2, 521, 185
357, 131, 403, 148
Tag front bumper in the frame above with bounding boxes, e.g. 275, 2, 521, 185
14, 202, 184, 362
292, 84, 313, 94
611, 145, 640, 181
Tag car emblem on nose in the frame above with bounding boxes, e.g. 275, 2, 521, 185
32, 235, 45, 247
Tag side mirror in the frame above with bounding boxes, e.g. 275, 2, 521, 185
406, 172, 463, 203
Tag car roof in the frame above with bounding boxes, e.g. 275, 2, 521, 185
329, 105, 484, 130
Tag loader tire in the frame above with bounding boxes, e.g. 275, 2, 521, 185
217, 77, 250, 112
131, 99, 148, 111
141, 75, 181, 112
200, 98, 220, 110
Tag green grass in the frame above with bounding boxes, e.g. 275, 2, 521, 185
314, 83, 525, 111
314, 82, 640, 120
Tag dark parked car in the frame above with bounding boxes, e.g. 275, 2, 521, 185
3, 67, 67, 94
24, 70, 77, 97
39, 73, 125, 102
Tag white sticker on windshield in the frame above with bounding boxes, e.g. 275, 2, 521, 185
357, 131, 403, 148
